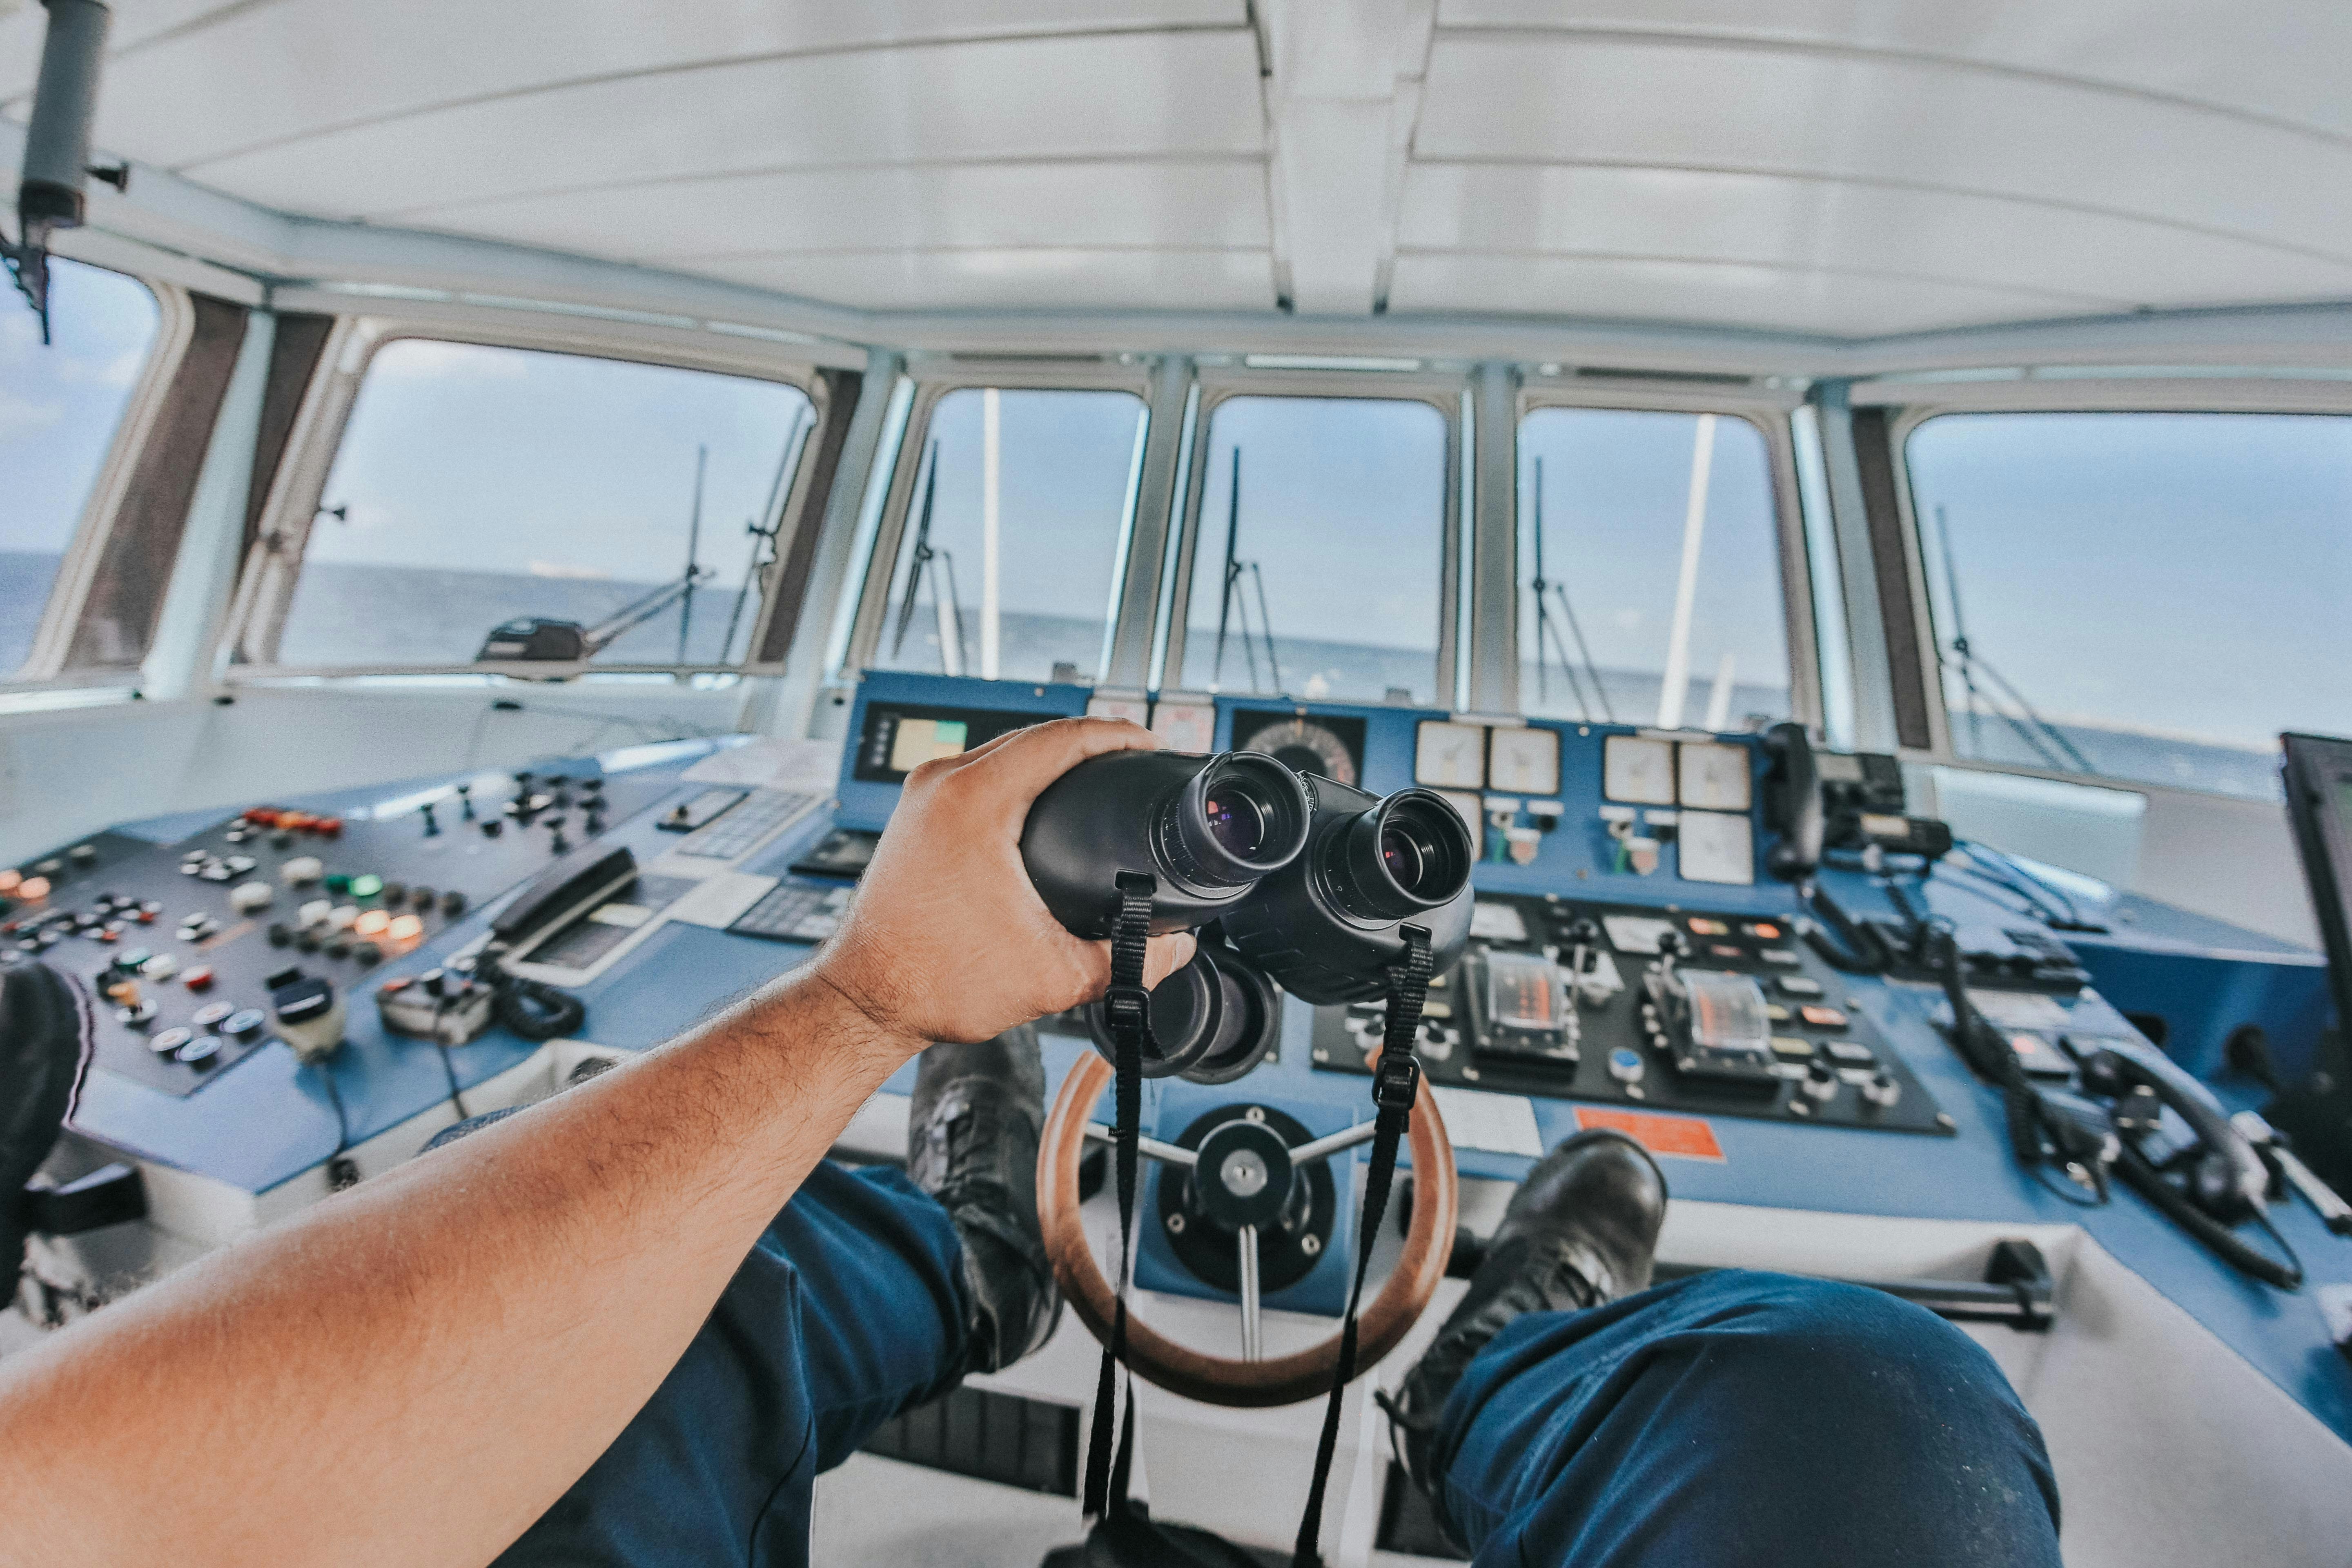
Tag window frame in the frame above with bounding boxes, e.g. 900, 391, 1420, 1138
1510, 377, 1821, 735
4, 269, 195, 690
1879, 378, 2352, 790
1155, 365, 1471, 707
225, 310, 833, 681
838, 357, 1157, 683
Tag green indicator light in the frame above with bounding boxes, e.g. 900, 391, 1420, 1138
324, 873, 351, 894
350, 874, 384, 898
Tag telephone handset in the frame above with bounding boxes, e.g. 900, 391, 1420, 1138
1762, 722, 1823, 880
468, 842, 636, 1041
491, 843, 638, 950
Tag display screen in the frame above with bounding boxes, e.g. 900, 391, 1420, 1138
852, 703, 1062, 783
1485, 952, 1565, 1031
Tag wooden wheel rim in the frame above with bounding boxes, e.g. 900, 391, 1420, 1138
1038, 1051, 1457, 1408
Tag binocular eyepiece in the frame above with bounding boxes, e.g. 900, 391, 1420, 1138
1021, 748, 1477, 1079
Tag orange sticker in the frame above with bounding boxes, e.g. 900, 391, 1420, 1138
1572, 1105, 1726, 1162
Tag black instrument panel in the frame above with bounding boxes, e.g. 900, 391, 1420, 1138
1310, 892, 1952, 1135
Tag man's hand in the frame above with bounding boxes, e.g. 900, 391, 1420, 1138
810, 716, 1197, 1054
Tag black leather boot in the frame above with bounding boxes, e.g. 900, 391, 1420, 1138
2, 963, 94, 1286
1383, 1129, 1667, 1496
907, 1023, 1062, 1374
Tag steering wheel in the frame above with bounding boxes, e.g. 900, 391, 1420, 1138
1037, 1050, 1458, 1408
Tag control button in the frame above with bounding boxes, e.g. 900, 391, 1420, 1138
381, 882, 408, 905
410, 886, 436, 911
481, 820, 502, 838
1764, 1003, 1791, 1022
330, 905, 359, 931
349, 874, 384, 899
353, 909, 392, 939
1826, 1040, 1875, 1067
0, 870, 19, 894
150, 1026, 194, 1057
267, 922, 294, 947
141, 953, 179, 980
1746, 922, 1783, 940
296, 932, 321, 953
439, 891, 466, 916
192, 1001, 234, 1029
223, 855, 257, 876
1769, 1036, 1815, 1059
177, 1034, 223, 1066
281, 857, 324, 886
1707, 943, 1743, 960
1687, 918, 1730, 936
183, 967, 215, 991
137, 900, 160, 922
386, 914, 424, 944
325, 938, 352, 960
1798, 1004, 1848, 1029
1775, 976, 1824, 998
1801, 1060, 1839, 1101
116, 999, 157, 1026
223, 1008, 266, 1038
351, 942, 382, 967
230, 881, 275, 913
116, 946, 153, 972
69, 844, 98, 866
1607, 1047, 1645, 1084
324, 873, 351, 894
18, 876, 51, 901
1758, 948, 1802, 967
1861, 1071, 1901, 1108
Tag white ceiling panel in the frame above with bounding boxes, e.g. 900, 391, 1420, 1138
698, 246, 1275, 311
1387, 250, 2089, 336
41, 1, 1247, 169
1417, 34, 2352, 261
1400, 164, 2352, 312
412, 158, 1270, 263
1437, 2, 2352, 140
180, 29, 1266, 222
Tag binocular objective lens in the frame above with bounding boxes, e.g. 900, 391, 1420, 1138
1203, 789, 1268, 859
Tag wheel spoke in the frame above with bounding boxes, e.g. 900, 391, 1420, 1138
1081, 1122, 1197, 1166
1287, 1120, 1379, 1166
1237, 1223, 1262, 1361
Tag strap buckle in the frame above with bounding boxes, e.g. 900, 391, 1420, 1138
1372, 1050, 1421, 1112
1102, 982, 1152, 1029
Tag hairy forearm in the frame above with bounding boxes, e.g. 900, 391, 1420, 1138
0, 970, 910, 1568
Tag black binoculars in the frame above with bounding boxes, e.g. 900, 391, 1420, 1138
1021, 749, 1476, 1080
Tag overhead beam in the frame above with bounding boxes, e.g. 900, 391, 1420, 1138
1261, 0, 1434, 315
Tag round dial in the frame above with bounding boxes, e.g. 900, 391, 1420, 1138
1243, 718, 1357, 787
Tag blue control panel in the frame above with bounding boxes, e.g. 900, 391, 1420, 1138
17, 672, 2350, 1450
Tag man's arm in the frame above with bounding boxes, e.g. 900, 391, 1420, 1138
0, 717, 1192, 1568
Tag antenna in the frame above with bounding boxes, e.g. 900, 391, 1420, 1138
890, 440, 944, 660
1212, 447, 1242, 690
719, 406, 808, 665
676, 445, 706, 664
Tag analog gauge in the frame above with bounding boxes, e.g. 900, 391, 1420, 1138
1677, 741, 1752, 812
1414, 721, 1487, 790
1240, 717, 1359, 786
1602, 735, 1676, 804
1488, 726, 1561, 796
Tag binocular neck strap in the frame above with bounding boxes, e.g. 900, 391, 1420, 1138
1082, 871, 1158, 1521
1292, 923, 1432, 1568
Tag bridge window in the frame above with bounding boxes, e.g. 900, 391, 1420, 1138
0, 261, 163, 677
1516, 408, 1789, 730
1907, 412, 2352, 801
1176, 395, 1449, 704
276, 340, 813, 669
866, 386, 1148, 685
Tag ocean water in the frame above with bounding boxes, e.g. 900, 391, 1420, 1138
1, 550, 2285, 801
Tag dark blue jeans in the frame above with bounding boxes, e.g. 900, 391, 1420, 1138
499, 1161, 2061, 1566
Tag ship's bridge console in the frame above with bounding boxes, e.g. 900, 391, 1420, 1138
9, 669, 2352, 1563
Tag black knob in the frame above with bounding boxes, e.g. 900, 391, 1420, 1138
481, 820, 502, 838
421, 803, 440, 837
440, 891, 467, 916
381, 881, 407, 904
411, 886, 435, 910
267, 922, 293, 947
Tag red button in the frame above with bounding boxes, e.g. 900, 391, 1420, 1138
183, 967, 215, 991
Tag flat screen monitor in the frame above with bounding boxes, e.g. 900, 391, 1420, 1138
851, 702, 1064, 784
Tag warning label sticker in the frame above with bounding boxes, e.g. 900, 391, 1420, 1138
1571, 1106, 1727, 1162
